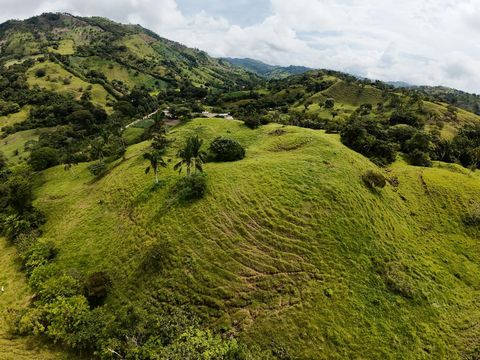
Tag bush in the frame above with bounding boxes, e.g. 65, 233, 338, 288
408, 149, 432, 167
84, 271, 112, 307
209, 137, 245, 162
362, 170, 387, 190
6, 175, 34, 213
37, 274, 82, 303
23, 296, 99, 349
21, 241, 58, 275
88, 161, 107, 177
243, 118, 261, 129
29, 147, 61, 171
173, 173, 207, 202
35, 68, 46, 78
324, 98, 335, 109
464, 202, 480, 226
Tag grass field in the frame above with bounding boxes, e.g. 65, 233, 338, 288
22, 118, 480, 359
26, 61, 112, 110
71, 56, 161, 90
0, 107, 30, 135
48, 40, 75, 55
322, 81, 383, 106
1, 128, 48, 163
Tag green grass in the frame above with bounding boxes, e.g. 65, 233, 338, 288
122, 127, 145, 145
4, 32, 42, 56
71, 56, 162, 90
26, 61, 112, 110
25, 118, 480, 359
322, 81, 383, 106
48, 40, 75, 55
1, 128, 47, 164
424, 101, 480, 125
0, 107, 30, 135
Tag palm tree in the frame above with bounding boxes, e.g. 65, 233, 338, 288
174, 135, 206, 176
144, 151, 167, 184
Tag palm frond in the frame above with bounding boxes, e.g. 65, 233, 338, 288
174, 161, 183, 173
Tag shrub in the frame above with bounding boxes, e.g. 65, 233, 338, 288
383, 262, 416, 299
1, 214, 34, 241
6, 175, 34, 213
35, 68, 46, 78
243, 118, 261, 129
173, 173, 207, 202
29, 147, 61, 171
408, 149, 432, 167
324, 98, 335, 109
209, 137, 245, 162
464, 202, 480, 226
21, 241, 58, 275
84, 271, 112, 307
362, 170, 387, 190
37, 274, 82, 303
88, 161, 107, 177
0, 209, 44, 242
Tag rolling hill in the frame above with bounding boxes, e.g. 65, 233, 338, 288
1, 13, 480, 360
3, 118, 480, 359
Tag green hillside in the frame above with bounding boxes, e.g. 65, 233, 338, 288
1, 13, 480, 360
1, 118, 478, 358
0, 13, 258, 104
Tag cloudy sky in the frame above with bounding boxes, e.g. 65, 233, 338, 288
1, 0, 480, 93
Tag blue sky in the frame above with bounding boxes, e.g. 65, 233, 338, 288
1, 0, 480, 93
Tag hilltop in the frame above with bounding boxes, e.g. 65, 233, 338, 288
0, 13, 480, 360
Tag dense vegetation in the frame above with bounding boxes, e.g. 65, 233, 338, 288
1, 12, 480, 360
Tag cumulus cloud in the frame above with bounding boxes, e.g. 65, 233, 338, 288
0, 0, 479, 92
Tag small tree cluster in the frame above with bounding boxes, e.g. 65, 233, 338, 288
208, 137, 245, 162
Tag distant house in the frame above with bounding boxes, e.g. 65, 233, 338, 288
201, 111, 233, 120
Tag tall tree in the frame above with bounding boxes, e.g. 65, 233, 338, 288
174, 135, 206, 176
144, 151, 167, 184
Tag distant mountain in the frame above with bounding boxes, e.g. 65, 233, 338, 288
222, 57, 312, 78
386, 81, 414, 88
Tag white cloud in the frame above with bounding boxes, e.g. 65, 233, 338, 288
0, 0, 480, 92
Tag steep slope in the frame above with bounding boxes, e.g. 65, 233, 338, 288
0, 13, 257, 99
27, 118, 480, 358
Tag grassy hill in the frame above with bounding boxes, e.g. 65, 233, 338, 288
2, 118, 474, 358
1, 13, 480, 360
